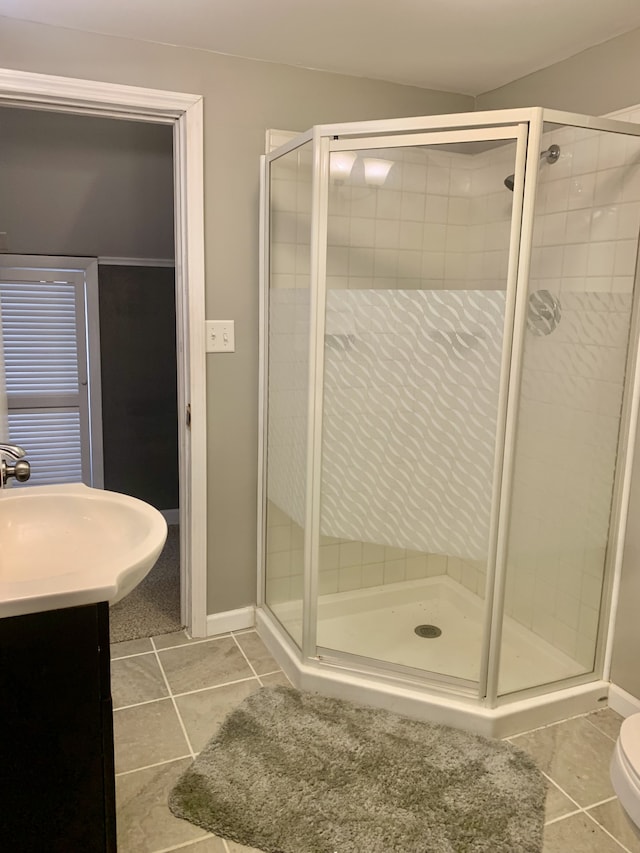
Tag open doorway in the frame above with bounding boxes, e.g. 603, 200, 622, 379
0, 68, 207, 637
0, 109, 181, 641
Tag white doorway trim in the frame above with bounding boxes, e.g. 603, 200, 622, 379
0, 67, 208, 637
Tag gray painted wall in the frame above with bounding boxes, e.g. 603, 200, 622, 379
0, 107, 174, 258
0, 15, 474, 615
476, 27, 640, 115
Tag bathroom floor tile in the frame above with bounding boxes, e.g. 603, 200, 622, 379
115, 758, 207, 852
113, 698, 190, 773
176, 838, 229, 852
158, 636, 254, 694
113, 620, 628, 853
589, 798, 640, 852
587, 707, 624, 741
543, 813, 626, 852
110, 637, 153, 659
510, 716, 616, 807
544, 780, 578, 823
175, 679, 261, 753
153, 630, 224, 650
260, 671, 291, 687
233, 630, 279, 675
111, 653, 168, 708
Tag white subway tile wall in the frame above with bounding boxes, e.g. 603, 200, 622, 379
266, 500, 461, 604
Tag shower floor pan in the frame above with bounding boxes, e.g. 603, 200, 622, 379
271, 576, 584, 695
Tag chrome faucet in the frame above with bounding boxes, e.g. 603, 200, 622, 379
0, 443, 31, 486
0, 443, 26, 460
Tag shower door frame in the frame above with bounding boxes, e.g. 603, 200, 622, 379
306, 123, 530, 696
258, 107, 640, 711
489, 109, 640, 705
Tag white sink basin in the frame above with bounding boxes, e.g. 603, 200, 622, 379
0, 483, 168, 618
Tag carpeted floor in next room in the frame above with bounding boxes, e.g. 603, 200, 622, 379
110, 524, 182, 643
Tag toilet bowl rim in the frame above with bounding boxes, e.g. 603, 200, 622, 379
612, 736, 640, 825
619, 719, 640, 781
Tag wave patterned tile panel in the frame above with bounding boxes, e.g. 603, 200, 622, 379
267, 288, 506, 561
320, 289, 506, 560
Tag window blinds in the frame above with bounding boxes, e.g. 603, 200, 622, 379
0, 275, 88, 485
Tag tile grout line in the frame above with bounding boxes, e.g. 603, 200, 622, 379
584, 794, 619, 810
583, 808, 634, 852
543, 775, 631, 853
507, 708, 615, 742
111, 648, 154, 662
583, 714, 620, 742
114, 695, 174, 713
544, 806, 583, 826
542, 772, 579, 804
112, 631, 233, 660
115, 754, 194, 778
113, 674, 263, 712
150, 833, 218, 853
541, 770, 583, 826
154, 632, 232, 650
151, 636, 197, 759
231, 634, 266, 686
540, 770, 619, 826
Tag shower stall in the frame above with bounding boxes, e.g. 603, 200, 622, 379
257, 108, 640, 735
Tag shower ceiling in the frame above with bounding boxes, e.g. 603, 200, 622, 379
1, 0, 640, 95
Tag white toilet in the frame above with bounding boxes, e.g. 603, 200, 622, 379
611, 713, 640, 837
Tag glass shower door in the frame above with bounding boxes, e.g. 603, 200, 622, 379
314, 127, 526, 686
496, 122, 640, 696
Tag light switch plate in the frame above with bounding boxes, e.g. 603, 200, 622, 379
205, 320, 235, 353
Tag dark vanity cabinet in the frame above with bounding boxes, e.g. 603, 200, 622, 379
0, 602, 116, 852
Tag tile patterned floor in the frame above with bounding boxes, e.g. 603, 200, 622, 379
111, 628, 640, 852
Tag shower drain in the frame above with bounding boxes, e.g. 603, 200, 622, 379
414, 624, 442, 638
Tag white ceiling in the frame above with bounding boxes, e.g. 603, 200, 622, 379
1, 0, 640, 96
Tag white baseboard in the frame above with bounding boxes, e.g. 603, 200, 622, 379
609, 683, 640, 718
206, 605, 255, 637
161, 509, 179, 525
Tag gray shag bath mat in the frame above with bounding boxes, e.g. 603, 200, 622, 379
169, 686, 545, 853
109, 524, 181, 643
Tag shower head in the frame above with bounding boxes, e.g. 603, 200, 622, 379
504, 143, 560, 191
